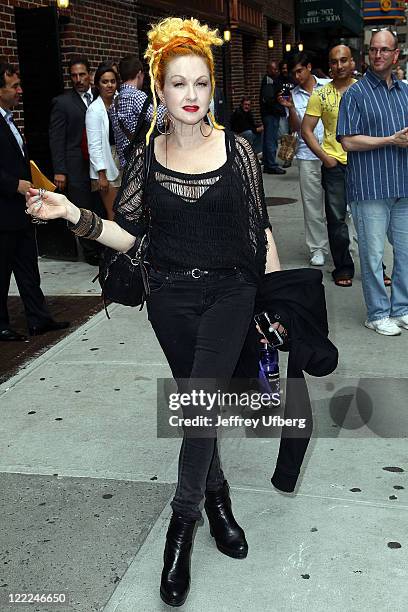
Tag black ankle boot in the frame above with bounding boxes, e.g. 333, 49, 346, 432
205, 481, 248, 559
160, 514, 196, 607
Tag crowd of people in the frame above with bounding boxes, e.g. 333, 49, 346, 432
0, 51, 164, 338
230, 32, 408, 336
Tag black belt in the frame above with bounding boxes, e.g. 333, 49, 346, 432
154, 266, 238, 279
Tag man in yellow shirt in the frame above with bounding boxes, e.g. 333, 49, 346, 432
302, 45, 355, 287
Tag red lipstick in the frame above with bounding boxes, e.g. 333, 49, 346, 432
183, 106, 199, 112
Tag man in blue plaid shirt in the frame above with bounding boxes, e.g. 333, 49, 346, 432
110, 55, 166, 167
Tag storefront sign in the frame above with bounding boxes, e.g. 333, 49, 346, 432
298, 0, 363, 34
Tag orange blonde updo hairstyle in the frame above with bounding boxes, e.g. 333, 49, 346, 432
144, 16, 223, 143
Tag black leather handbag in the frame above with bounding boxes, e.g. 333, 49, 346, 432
98, 232, 150, 310
97, 141, 153, 314
96, 92, 154, 315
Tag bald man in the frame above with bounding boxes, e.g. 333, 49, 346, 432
302, 45, 355, 287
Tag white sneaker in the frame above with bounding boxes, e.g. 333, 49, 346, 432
310, 251, 325, 266
390, 314, 408, 330
364, 318, 401, 336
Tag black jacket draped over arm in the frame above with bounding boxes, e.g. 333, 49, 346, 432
235, 268, 338, 492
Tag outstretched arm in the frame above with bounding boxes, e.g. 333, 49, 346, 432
26, 189, 135, 253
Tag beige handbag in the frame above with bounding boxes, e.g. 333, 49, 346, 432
277, 133, 298, 163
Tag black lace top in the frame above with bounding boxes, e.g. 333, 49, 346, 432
114, 130, 270, 281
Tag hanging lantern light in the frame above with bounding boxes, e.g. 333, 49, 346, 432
285, 43, 292, 53
223, 30, 231, 42
57, 0, 70, 8
268, 38, 274, 49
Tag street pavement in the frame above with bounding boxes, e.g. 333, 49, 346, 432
1, 164, 407, 611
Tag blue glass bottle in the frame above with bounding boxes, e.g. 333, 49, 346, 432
259, 345, 280, 405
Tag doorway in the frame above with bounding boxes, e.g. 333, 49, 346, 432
14, 6, 77, 259
14, 6, 64, 178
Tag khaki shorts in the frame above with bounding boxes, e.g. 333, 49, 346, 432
91, 145, 122, 191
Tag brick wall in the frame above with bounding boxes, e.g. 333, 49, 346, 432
242, 32, 267, 122
60, 0, 138, 87
0, 0, 139, 129
0, 0, 49, 68
227, 30, 244, 114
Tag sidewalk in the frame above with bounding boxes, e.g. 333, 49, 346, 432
1, 166, 407, 612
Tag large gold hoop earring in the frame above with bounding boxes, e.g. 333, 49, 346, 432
157, 112, 175, 136
200, 113, 214, 138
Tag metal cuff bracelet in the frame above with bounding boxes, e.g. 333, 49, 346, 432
69, 208, 103, 240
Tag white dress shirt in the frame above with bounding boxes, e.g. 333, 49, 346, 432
0, 106, 25, 155
81, 88, 93, 107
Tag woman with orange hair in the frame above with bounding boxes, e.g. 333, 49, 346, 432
26, 16, 280, 606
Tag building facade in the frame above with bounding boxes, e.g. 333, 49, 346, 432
0, 1, 294, 257
1, 0, 295, 140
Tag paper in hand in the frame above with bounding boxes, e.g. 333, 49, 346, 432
30, 160, 57, 192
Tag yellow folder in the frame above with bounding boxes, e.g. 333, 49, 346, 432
30, 160, 57, 192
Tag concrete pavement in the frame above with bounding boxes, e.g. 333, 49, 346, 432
1, 165, 407, 611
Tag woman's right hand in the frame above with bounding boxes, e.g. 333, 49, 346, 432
25, 188, 79, 223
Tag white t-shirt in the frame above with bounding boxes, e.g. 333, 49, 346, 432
291, 77, 330, 161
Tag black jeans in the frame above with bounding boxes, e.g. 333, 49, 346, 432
321, 163, 354, 279
147, 267, 257, 520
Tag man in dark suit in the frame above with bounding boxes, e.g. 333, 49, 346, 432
49, 56, 99, 265
0, 62, 69, 340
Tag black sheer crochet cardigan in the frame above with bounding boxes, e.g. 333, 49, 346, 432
113, 130, 271, 280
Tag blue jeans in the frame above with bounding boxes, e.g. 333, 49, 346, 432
262, 114, 280, 169
351, 197, 408, 322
